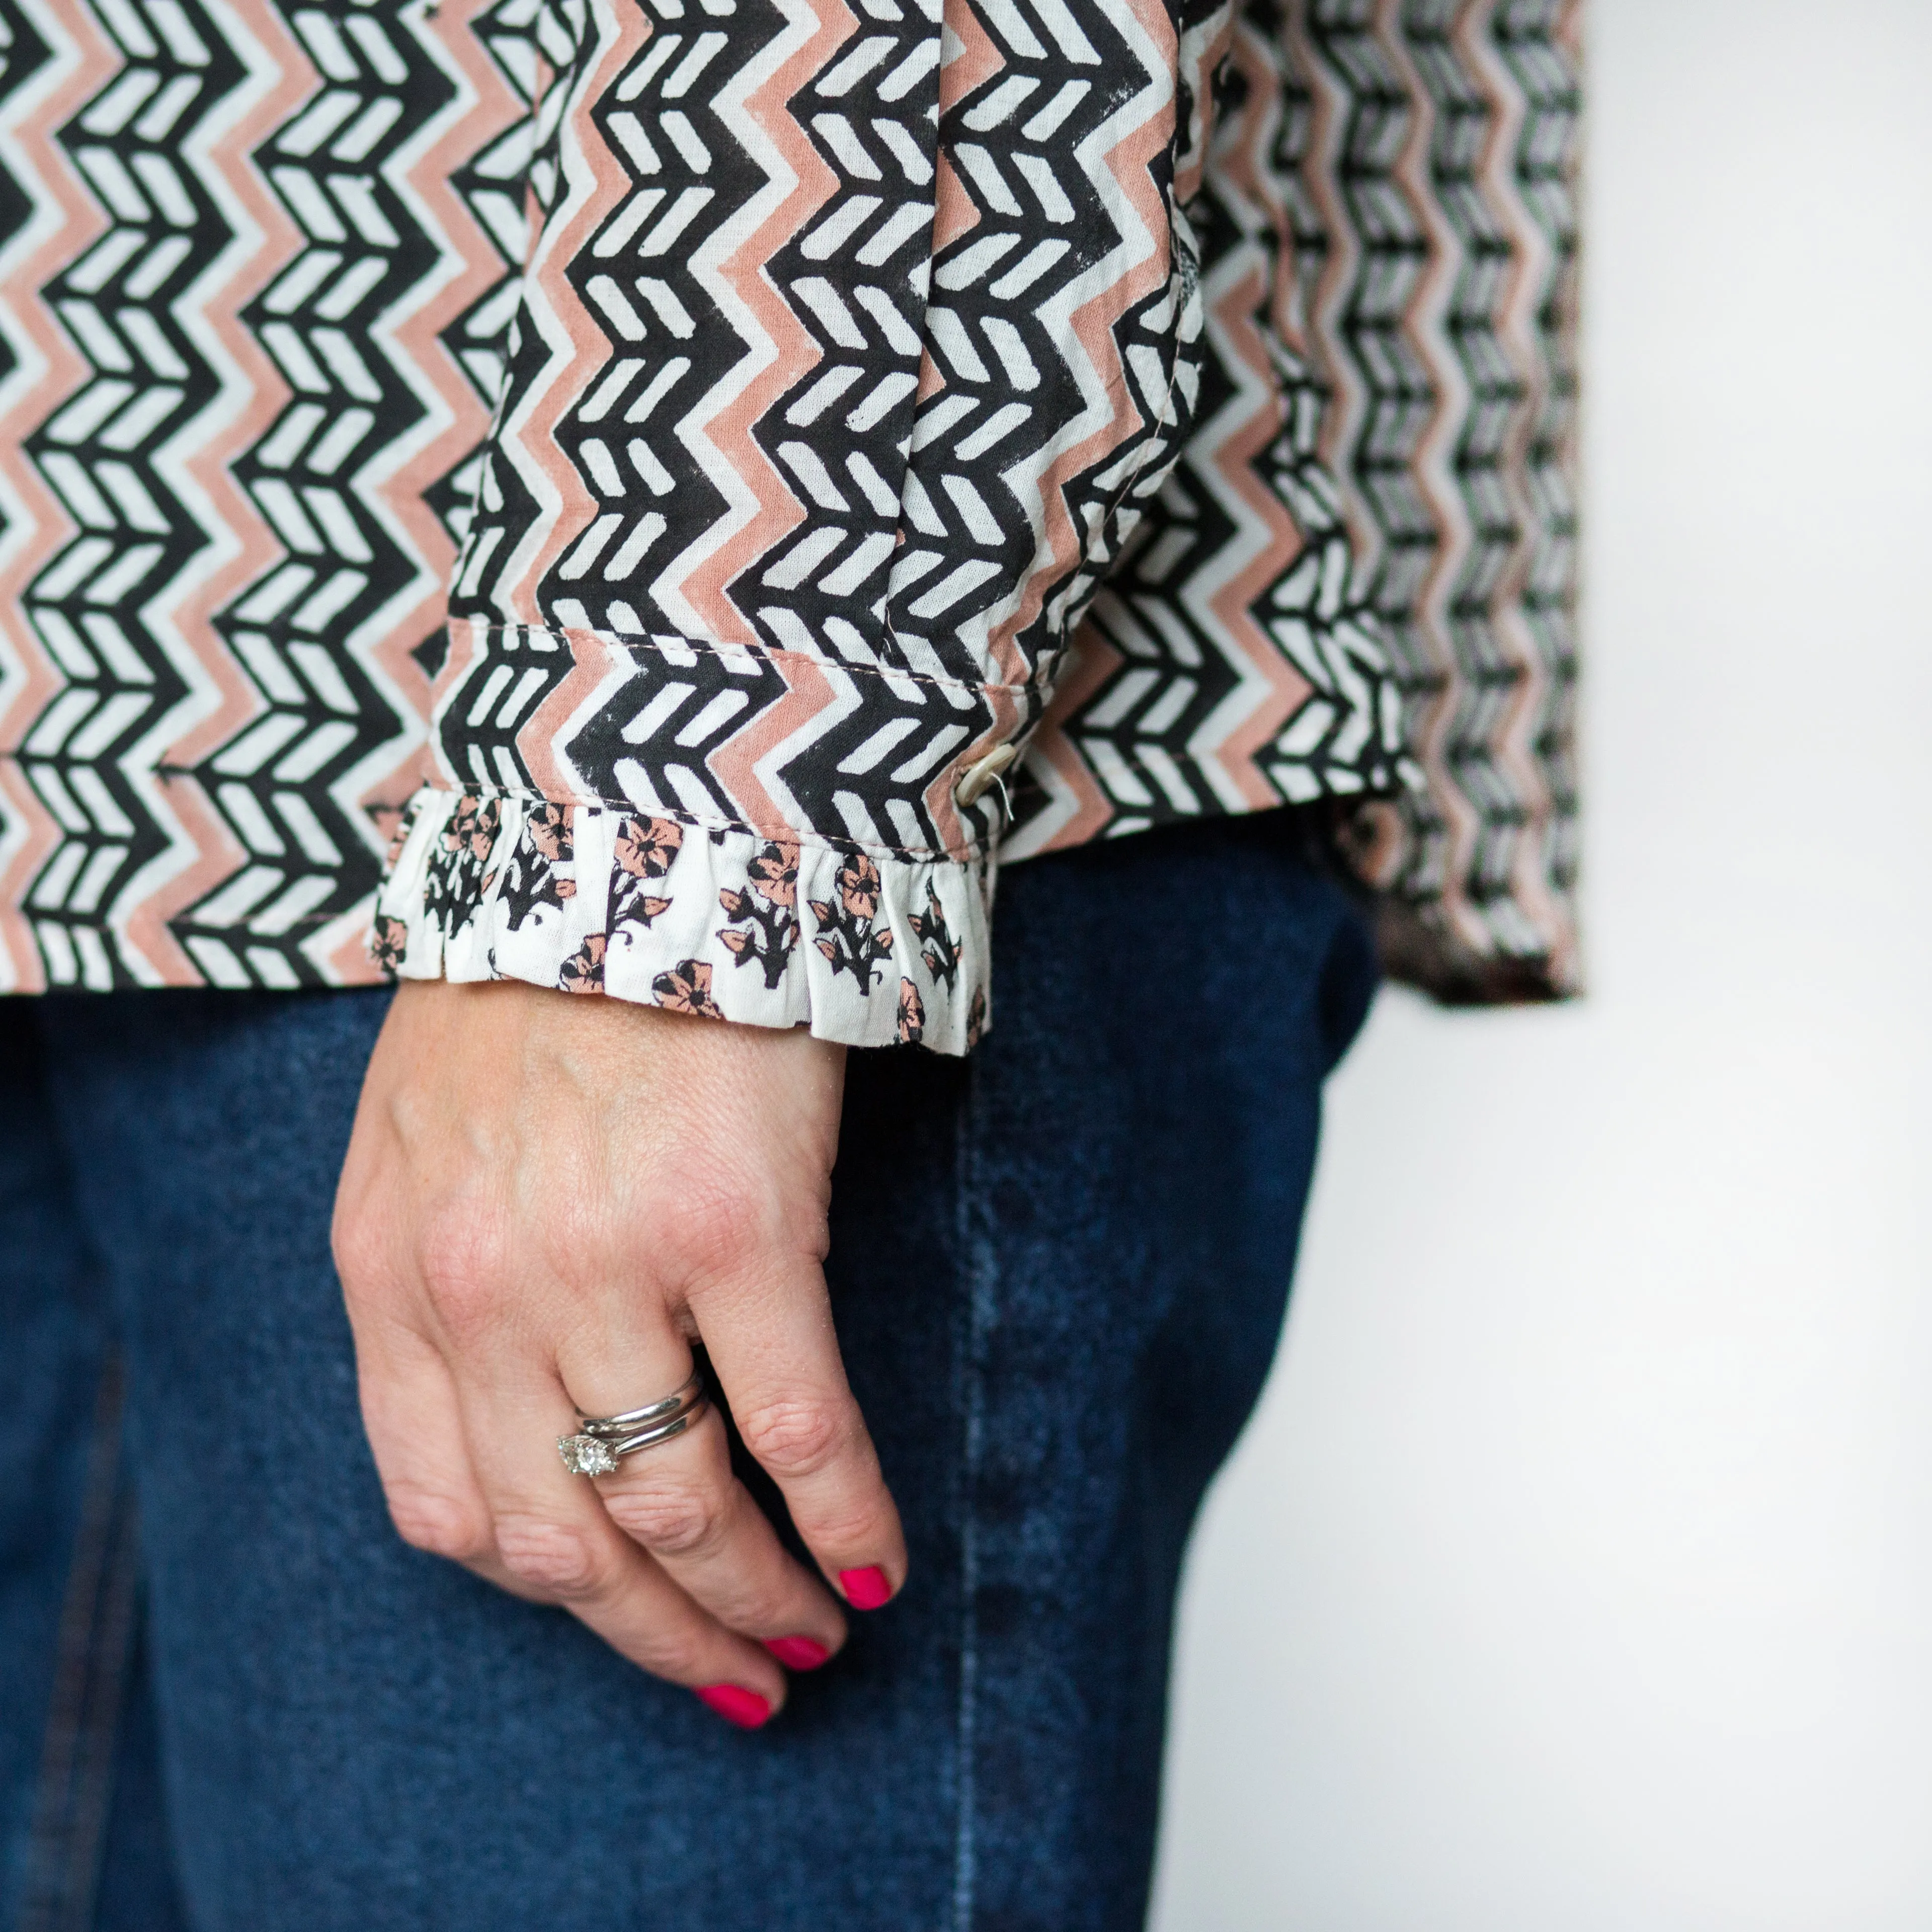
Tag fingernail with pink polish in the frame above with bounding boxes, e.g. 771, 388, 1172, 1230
838, 1566, 892, 1611
763, 1635, 832, 1671
695, 1684, 772, 1729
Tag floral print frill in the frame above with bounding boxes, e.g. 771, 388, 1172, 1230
375, 787, 990, 1055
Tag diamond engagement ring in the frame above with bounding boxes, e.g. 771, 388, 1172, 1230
557, 1371, 707, 1476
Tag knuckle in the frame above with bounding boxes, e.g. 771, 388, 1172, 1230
599, 1480, 725, 1560
703, 1572, 799, 1637
738, 1398, 843, 1479
383, 1481, 491, 1563
647, 1171, 832, 1298
653, 1184, 757, 1285
330, 1207, 392, 1306
632, 1634, 705, 1683
794, 1495, 887, 1553
492, 1514, 609, 1599
414, 1214, 513, 1337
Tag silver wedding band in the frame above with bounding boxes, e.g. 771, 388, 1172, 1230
558, 1371, 707, 1477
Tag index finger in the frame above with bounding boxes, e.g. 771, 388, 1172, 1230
693, 1263, 906, 1611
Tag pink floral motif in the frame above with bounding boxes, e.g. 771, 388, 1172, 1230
746, 840, 798, 908
809, 850, 893, 991
500, 803, 576, 931
610, 814, 681, 932
966, 986, 987, 1050
653, 957, 723, 1020
897, 977, 924, 1045
838, 852, 881, 919
528, 802, 572, 864
423, 794, 501, 941
559, 933, 606, 994
369, 914, 408, 976
908, 880, 960, 988
616, 815, 681, 878
444, 795, 498, 863
717, 841, 799, 989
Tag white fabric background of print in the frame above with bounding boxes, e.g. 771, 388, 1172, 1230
1154, 1, 1932, 1925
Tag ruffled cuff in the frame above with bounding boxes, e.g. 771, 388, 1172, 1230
371, 787, 990, 1054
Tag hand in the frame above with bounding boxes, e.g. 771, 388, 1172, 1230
331, 978, 904, 1726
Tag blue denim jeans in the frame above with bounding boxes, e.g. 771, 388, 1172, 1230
0, 816, 1376, 1932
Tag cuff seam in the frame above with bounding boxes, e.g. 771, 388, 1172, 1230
414, 782, 997, 866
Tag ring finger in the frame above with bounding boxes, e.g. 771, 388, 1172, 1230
561, 1346, 848, 1673
447, 1349, 789, 1718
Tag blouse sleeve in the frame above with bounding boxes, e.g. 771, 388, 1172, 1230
374, 0, 1235, 1052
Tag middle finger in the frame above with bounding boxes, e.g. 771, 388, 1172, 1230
559, 1341, 848, 1672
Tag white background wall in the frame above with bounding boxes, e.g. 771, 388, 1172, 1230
1152, 2, 1932, 1924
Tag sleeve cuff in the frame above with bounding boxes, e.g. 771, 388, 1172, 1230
372, 786, 990, 1054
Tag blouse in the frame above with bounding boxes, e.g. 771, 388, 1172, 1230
0, 0, 1579, 1048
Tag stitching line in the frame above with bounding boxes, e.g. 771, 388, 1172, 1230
412, 785, 1002, 869
19, 1354, 140, 1932
951, 1063, 991, 1932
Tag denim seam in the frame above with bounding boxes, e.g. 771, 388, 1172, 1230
950, 1064, 991, 1932
20, 1353, 139, 1932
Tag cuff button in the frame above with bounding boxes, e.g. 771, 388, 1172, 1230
953, 741, 1019, 808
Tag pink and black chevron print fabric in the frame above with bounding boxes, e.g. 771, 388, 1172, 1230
1291, 0, 1583, 1001
0, 0, 1579, 1046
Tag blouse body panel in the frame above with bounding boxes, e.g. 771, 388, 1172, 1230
0, 0, 1580, 1031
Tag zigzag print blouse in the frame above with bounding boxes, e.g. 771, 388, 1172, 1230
0, 0, 1579, 1049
